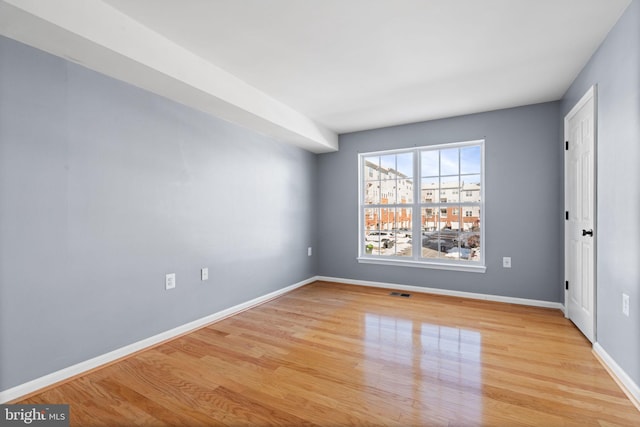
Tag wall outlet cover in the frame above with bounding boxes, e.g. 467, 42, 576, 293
165, 273, 176, 290
201, 268, 209, 281
503, 257, 512, 268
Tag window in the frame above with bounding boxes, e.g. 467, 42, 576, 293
359, 140, 484, 272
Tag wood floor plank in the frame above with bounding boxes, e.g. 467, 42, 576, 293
15, 281, 640, 426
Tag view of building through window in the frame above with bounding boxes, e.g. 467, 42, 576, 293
360, 141, 483, 267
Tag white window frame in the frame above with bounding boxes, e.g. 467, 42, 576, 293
358, 140, 485, 273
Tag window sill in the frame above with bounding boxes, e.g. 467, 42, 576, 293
357, 257, 487, 273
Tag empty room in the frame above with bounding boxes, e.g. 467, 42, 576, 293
1, 0, 639, 425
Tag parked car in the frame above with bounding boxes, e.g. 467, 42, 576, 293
396, 228, 412, 238
365, 231, 396, 249
422, 230, 459, 252
422, 237, 455, 252
365, 231, 395, 242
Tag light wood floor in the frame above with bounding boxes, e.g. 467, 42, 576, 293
17, 281, 640, 426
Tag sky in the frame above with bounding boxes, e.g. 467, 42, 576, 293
367, 144, 481, 183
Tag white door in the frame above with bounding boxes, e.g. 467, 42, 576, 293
564, 86, 596, 342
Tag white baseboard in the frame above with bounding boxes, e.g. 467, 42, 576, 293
315, 276, 564, 310
593, 342, 640, 411
0, 276, 315, 404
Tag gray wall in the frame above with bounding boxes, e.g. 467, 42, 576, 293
561, 0, 639, 386
0, 36, 317, 391
318, 102, 563, 302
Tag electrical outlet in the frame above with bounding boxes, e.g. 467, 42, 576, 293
503, 257, 511, 268
201, 268, 208, 281
165, 273, 176, 290
622, 293, 630, 317
308, 247, 313, 257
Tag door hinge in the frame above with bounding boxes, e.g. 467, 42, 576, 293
565, 281, 569, 290
565, 140, 569, 150
565, 211, 569, 220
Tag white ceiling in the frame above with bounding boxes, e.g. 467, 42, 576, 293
0, 0, 632, 152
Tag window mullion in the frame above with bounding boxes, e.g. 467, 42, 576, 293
413, 148, 421, 261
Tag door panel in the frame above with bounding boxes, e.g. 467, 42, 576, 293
564, 86, 596, 343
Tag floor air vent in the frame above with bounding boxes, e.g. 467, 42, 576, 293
389, 292, 411, 298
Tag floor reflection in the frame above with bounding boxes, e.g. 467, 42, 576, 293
364, 313, 482, 424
